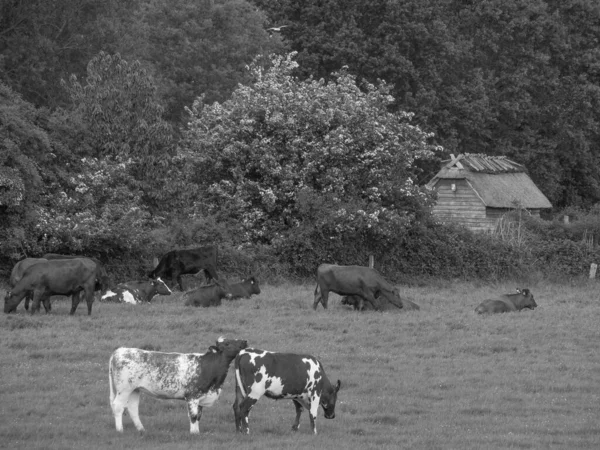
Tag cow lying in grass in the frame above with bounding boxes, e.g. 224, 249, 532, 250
228, 276, 261, 300
109, 336, 248, 434
182, 280, 232, 307
475, 288, 537, 314
101, 278, 172, 304
233, 348, 341, 435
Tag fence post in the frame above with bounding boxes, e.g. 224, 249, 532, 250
369, 255, 374, 269
590, 263, 597, 279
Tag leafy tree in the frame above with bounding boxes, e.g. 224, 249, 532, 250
0, 0, 140, 109
119, 0, 285, 123
61, 51, 176, 212
182, 53, 440, 255
0, 82, 49, 260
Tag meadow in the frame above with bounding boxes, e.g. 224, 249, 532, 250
1, 279, 599, 450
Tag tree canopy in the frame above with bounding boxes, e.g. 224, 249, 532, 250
182, 53, 439, 260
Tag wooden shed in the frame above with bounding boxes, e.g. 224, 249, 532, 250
426, 154, 552, 232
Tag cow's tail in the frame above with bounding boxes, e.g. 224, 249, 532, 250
234, 354, 247, 398
108, 353, 117, 408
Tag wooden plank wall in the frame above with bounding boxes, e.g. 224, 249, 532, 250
431, 179, 496, 232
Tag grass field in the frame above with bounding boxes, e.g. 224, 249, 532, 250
1, 279, 599, 450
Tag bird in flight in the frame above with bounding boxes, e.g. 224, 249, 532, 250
267, 25, 289, 32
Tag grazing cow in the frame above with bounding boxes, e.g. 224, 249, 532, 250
228, 276, 261, 300
341, 293, 420, 311
475, 288, 537, 314
109, 337, 248, 434
182, 280, 232, 307
42, 253, 110, 297
101, 278, 172, 304
148, 246, 219, 291
9, 258, 50, 312
314, 264, 406, 311
4, 258, 97, 315
233, 348, 341, 435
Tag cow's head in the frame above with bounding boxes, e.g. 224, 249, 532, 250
245, 276, 261, 296
214, 336, 248, 357
321, 379, 341, 419
4, 291, 19, 313
516, 288, 537, 310
153, 278, 173, 296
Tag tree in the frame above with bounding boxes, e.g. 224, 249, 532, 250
120, 0, 285, 123
0, 82, 48, 260
61, 51, 176, 212
182, 53, 440, 258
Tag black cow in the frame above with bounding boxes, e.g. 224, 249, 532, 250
228, 276, 261, 300
149, 246, 219, 291
233, 348, 341, 435
314, 264, 406, 311
101, 278, 172, 304
182, 279, 232, 307
9, 258, 50, 312
42, 253, 109, 297
475, 288, 537, 314
109, 337, 248, 434
4, 258, 97, 315
341, 293, 420, 311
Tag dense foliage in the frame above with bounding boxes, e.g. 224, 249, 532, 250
2, 0, 600, 282
183, 54, 438, 251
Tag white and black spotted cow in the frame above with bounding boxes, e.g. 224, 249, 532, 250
233, 348, 341, 435
101, 278, 172, 304
108, 336, 248, 434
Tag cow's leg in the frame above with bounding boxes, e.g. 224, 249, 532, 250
237, 396, 258, 434
308, 395, 320, 435
30, 291, 44, 315
363, 291, 381, 311
126, 390, 145, 432
186, 399, 203, 434
313, 285, 329, 310
41, 294, 52, 313
291, 400, 304, 431
24, 292, 32, 311
84, 285, 94, 315
204, 267, 219, 283
70, 291, 81, 315
111, 390, 131, 432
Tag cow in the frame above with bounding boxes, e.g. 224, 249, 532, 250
42, 253, 110, 297
341, 293, 420, 311
9, 258, 50, 312
233, 348, 341, 435
182, 279, 232, 307
314, 264, 406, 311
475, 288, 537, 314
4, 258, 97, 315
101, 278, 172, 304
228, 276, 261, 300
108, 336, 248, 434
148, 246, 219, 291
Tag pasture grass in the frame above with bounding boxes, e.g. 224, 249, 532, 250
1, 280, 600, 449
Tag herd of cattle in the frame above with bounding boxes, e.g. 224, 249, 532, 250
3, 245, 537, 315
3, 245, 538, 436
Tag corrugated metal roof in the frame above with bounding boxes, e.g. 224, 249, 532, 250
427, 154, 552, 209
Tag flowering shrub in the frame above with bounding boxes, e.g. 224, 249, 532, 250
183, 53, 440, 249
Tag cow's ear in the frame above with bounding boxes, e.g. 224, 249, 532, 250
335, 380, 341, 392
